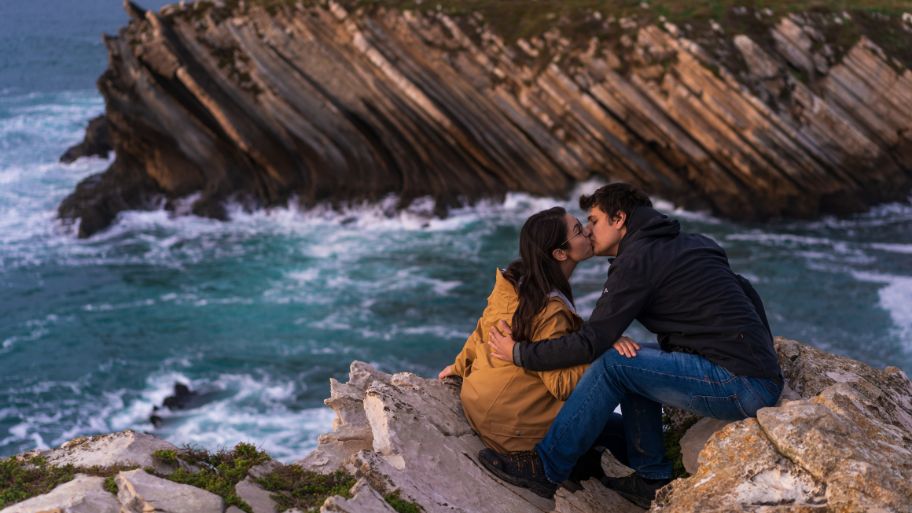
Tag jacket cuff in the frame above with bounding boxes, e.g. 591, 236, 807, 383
512, 342, 524, 367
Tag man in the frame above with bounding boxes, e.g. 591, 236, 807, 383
483, 183, 783, 507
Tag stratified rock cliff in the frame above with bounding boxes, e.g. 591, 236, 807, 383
59, 1, 912, 237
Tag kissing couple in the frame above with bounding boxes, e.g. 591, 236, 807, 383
439, 183, 783, 508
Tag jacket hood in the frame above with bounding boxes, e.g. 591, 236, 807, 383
617, 206, 680, 256
491, 269, 520, 306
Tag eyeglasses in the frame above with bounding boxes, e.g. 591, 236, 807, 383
560, 223, 585, 248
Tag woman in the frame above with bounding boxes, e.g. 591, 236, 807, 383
438, 206, 594, 453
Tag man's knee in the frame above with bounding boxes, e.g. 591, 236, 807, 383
594, 349, 627, 372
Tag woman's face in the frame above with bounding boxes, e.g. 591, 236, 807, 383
561, 213, 594, 262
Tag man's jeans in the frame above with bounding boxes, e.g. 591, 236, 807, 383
536, 346, 783, 483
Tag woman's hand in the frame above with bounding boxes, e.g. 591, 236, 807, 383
438, 365, 455, 380
613, 336, 640, 358
487, 320, 516, 363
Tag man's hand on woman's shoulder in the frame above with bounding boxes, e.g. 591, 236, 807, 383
487, 320, 516, 363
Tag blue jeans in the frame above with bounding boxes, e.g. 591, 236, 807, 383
536, 346, 783, 483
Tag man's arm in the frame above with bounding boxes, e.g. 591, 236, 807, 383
514, 259, 653, 371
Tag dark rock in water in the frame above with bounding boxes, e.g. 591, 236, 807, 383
59, 115, 113, 163
162, 382, 196, 410
149, 381, 202, 428
57, 157, 163, 238
59, 2, 912, 238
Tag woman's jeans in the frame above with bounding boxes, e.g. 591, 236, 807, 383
536, 346, 783, 483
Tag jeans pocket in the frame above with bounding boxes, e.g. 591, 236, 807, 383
687, 394, 750, 420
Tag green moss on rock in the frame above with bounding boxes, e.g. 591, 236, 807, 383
0, 454, 137, 508
150, 442, 271, 513
384, 490, 424, 513
255, 465, 356, 512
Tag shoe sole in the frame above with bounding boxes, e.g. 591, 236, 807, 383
478, 454, 557, 499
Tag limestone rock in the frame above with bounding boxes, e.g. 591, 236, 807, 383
0, 474, 119, 513
299, 362, 554, 512
248, 460, 284, 480
601, 450, 635, 479
679, 418, 733, 475
774, 336, 907, 399
43, 429, 177, 474
349, 371, 554, 512
4, 337, 909, 513
116, 468, 224, 513
320, 478, 397, 513
756, 382, 912, 511
235, 476, 278, 513
553, 479, 644, 513
298, 362, 388, 474
655, 338, 912, 512
653, 419, 827, 512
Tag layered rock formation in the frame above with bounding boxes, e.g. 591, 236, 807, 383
59, 1, 912, 237
5, 337, 909, 513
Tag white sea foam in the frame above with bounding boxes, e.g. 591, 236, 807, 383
850, 271, 912, 346
868, 242, 912, 255
651, 198, 722, 225
43, 369, 337, 463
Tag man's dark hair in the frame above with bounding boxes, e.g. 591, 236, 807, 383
579, 183, 652, 225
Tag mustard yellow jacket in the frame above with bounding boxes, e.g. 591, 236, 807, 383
451, 269, 588, 452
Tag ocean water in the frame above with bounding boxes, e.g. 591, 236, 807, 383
1, 0, 911, 462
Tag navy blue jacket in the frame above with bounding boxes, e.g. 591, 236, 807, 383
516, 207, 782, 380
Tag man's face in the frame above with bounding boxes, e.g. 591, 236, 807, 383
587, 206, 627, 257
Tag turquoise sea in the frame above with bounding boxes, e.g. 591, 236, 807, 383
1, 0, 910, 462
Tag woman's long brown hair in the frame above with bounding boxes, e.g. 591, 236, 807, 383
502, 207, 575, 342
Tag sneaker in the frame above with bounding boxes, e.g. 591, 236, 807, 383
478, 448, 558, 498
600, 474, 671, 508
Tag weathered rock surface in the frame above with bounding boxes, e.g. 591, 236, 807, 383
678, 383, 800, 475
653, 419, 828, 512
678, 417, 732, 476
320, 478, 397, 513
235, 476, 278, 513
319, 363, 561, 512
0, 474, 119, 513
116, 468, 224, 513
553, 479, 643, 513
3, 336, 910, 513
655, 337, 912, 512
60, 1, 912, 237
44, 429, 177, 474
